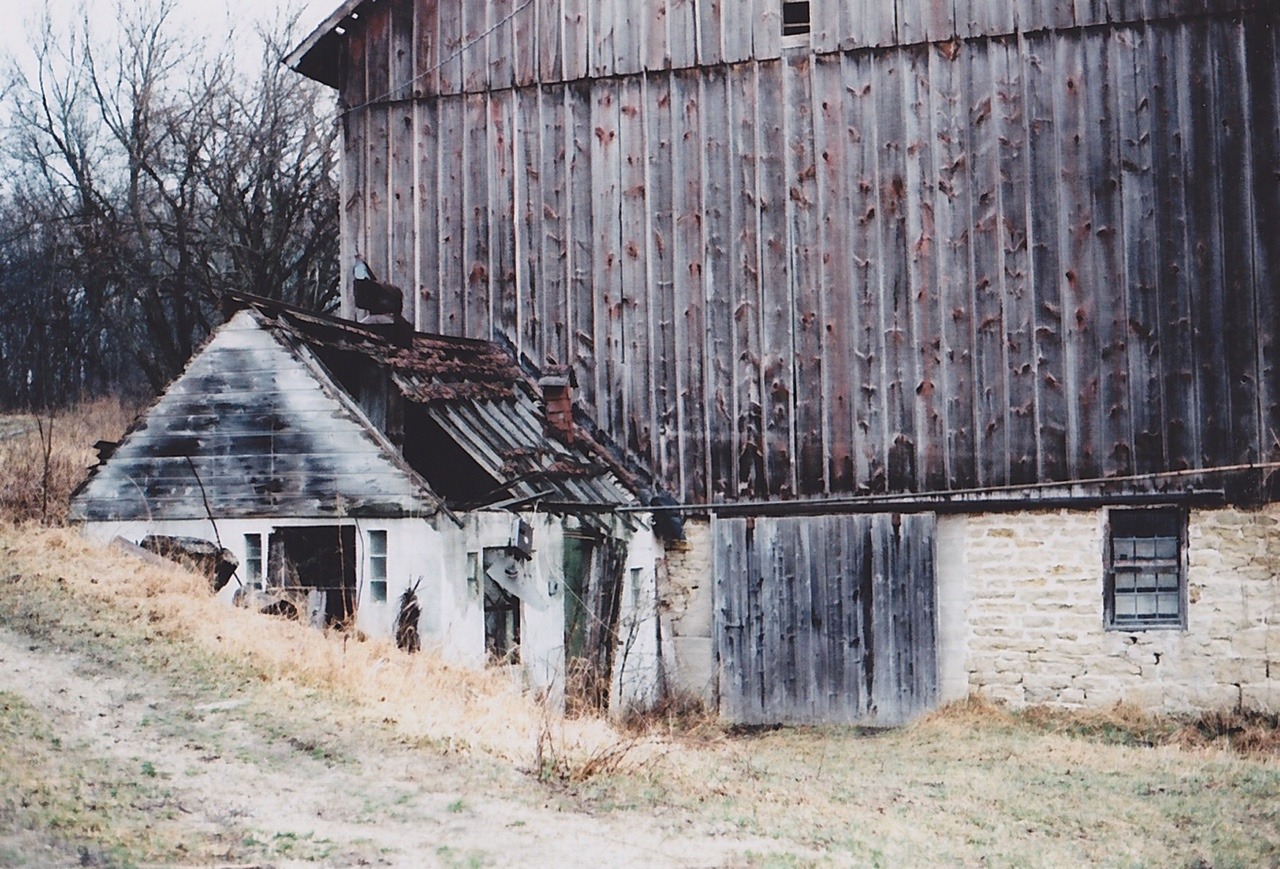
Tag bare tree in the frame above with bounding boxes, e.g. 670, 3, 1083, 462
0, 1, 339, 407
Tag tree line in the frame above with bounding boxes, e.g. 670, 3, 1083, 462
0, 1, 340, 409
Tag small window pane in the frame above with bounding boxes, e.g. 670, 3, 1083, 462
369, 530, 388, 603
1108, 509, 1183, 630
1132, 592, 1157, 616
244, 534, 263, 584
782, 0, 810, 36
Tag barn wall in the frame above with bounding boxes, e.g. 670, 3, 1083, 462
958, 506, 1280, 712
341, 7, 1280, 503
340, 0, 1264, 99
662, 505, 1280, 714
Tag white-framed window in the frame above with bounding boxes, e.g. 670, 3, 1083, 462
1105, 508, 1186, 630
782, 0, 811, 36
630, 567, 643, 610
244, 533, 263, 587
368, 530, 388, 603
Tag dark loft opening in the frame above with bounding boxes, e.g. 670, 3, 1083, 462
782, 1, 811, 36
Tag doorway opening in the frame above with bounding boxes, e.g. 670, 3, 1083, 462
266, 525, 357, 625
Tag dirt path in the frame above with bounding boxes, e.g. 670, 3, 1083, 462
0, 626, 788, 867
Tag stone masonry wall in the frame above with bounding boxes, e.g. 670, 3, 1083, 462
658, 508, 1280, 716
658, 519, 716, 704
958, 506, 1280, 712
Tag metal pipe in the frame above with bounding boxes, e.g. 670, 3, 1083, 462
537, 489, 1227, 518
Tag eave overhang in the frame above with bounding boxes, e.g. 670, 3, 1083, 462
284, 0, 368, 89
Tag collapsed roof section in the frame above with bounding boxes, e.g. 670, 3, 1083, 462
235, 295, 647, 515
74, 296, 650, 524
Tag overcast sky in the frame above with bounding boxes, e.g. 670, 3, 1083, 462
2, 0, 338, 71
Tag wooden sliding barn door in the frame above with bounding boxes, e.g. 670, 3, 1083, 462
713, 514, 938, 725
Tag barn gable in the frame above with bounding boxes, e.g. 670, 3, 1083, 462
70, 309, 443, 522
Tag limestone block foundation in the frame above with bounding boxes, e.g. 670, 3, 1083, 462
661, 507, 1280, 715
658, 520, 717, 704
950, 506, 1280, 712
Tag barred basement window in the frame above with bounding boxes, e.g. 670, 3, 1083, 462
368, 530, 388, 603
1105, 508, 1185, 630
782, 1, 810, 36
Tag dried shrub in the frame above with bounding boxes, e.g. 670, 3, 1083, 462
1174, 709, 1280, 756
533, 701, 646, 784
926, 695, 1280, 758
0, 399, 136, 525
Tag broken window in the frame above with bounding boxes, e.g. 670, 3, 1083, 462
266, 526, 357, 625
1105, 508, 1185, 630
782, 0, 810, 37
483, 547, 521, 663
244, 533, 263, 587
562, 532, 626, 712
368, 530, 388, 603
563, 533, 596, 663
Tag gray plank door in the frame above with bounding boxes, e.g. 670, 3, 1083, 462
713, 513, 939, 725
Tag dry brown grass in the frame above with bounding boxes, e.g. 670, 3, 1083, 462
1, 522, 1278, 865
0, 524, 649, 777
0, 398, 137, 526
927, 695, 1280, 758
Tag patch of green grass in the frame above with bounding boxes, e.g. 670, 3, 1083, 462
260, 830, 334, 860
435, 844, 491, 868
0, 692, 206, 866
446, 797, 466, 813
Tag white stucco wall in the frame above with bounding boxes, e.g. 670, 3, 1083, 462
442, 511, 569, 701
80, 515, 444, 637
83, 508, 667, 713
611, 525, 663, 713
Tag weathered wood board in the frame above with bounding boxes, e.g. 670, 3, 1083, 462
333, 5, 1279, 504
713, 513, 939, 725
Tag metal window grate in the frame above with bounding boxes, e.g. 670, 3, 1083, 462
782, 1, 810, 36
1107, 510, 1183, 629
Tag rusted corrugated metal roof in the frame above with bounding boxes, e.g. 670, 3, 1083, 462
240, 297, 645, 510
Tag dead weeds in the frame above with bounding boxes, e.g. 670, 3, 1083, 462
0, 524, 642, 780
0, 398, 136, 526
922, 695, 1280, 758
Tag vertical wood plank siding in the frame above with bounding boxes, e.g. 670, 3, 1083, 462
338, 3, 1278, 502
713, 513, 938, 724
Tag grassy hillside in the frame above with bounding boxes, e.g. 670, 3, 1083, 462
0, 406, 1277, 865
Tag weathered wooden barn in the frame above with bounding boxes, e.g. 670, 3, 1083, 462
71, 297, 664, 711
282, 0, 1280, 723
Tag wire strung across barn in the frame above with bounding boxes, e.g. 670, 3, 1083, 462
340, 0, 535, 118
